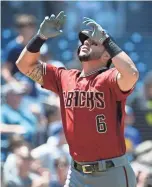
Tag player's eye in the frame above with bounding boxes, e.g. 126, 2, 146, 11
92, 42, 98, 46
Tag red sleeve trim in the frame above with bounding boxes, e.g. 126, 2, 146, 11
42, 62, 47, 75
42, 63, 65, 94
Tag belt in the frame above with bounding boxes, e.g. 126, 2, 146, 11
74, 160, 115, 174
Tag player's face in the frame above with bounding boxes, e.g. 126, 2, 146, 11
78, 39, 105, 62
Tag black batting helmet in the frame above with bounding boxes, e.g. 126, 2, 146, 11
78, 31, 112, 68
79, 31, 90, 44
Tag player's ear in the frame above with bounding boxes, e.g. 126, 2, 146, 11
101, 51, 111, 63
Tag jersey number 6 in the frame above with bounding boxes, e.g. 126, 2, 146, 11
96, 114, 107, 133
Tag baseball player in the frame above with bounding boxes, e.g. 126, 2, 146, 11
16, 11, 138, 187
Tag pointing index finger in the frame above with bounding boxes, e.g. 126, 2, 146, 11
56, 11, 65, 19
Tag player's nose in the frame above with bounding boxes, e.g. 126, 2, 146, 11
83, 39, 91, 47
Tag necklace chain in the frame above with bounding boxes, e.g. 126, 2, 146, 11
80, 67, 106, 77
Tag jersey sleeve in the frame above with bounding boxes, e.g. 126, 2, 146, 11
42, 63, 66, 95
107, 68, 134, 101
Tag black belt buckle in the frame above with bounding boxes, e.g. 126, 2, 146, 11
106, 161, 115, 169
74, 160, 114, 174
82, 164, 93, 174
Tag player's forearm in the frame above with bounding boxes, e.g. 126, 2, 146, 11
112, 51, 139, 80
103, 38, 139, 80
16, 35, 46, 74
16, 47, 40, 74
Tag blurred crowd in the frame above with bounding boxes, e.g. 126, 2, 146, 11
1, 13, 70, 187
1, 1, 152, 187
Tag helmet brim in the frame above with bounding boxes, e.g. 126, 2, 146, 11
78, 30, 92, 44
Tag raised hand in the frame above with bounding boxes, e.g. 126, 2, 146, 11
82, 17, 109, 44
38, 11, 66, 39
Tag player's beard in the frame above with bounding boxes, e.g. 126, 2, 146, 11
78, 50, 102, 62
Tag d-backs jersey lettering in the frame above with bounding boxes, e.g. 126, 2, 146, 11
42, 63, 133, 162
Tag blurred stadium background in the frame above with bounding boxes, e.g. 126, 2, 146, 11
1, 1, 152, 187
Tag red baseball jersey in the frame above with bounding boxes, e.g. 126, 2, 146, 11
42, 64, 133, 162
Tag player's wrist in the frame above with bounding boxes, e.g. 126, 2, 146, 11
37, 32, 48, 40
103, 37, 122, 58
26, 34, 46, 53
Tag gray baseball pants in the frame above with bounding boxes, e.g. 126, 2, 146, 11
64, 154, 136, 187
